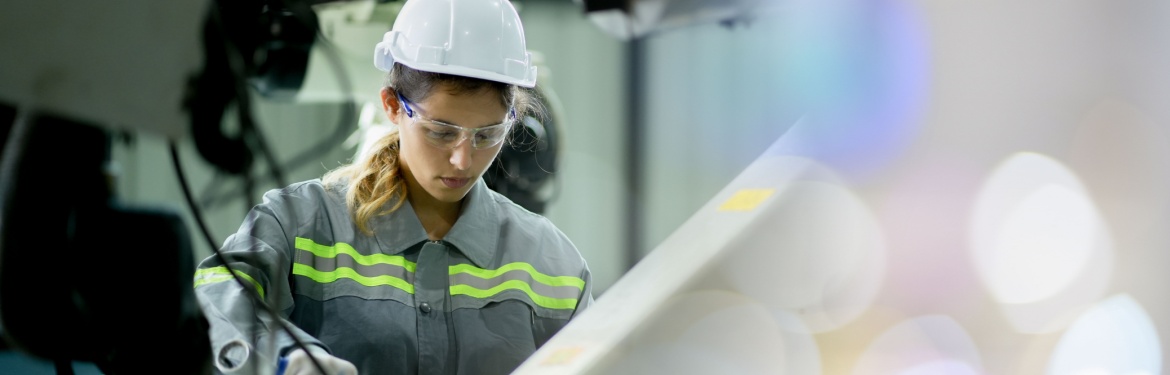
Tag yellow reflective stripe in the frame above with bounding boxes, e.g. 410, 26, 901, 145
295, 237, 416, 272
448, 262, 584, 290
450, 280, 578, 310
292, 263, 414, 294
193, 266, 266, 300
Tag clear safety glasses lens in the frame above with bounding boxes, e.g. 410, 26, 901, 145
416, 120, 512, 150
398, 92, 514, 150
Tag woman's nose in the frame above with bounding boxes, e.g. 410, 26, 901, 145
449, 137, 474, 170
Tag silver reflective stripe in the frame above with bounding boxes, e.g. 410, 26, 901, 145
448, 262, 583, 312
293, 237, 416, 302
194, 266, 266, 300
296, 250, 416, 287
448, 290, 575, 320
450, 271, 579, 300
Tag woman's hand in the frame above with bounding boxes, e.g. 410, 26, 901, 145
282, 345, 358, 375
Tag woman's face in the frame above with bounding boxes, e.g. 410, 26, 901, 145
383, 84, 509, 207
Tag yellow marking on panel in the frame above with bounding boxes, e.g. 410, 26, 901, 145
541, 346, 585, 366
718, 188, 775, 211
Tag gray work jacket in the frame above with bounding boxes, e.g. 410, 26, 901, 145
193, 178, 594, 375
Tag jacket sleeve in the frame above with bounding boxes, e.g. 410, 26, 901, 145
192, 189, 324, 374
570, 264, 595, 320
543, 216, 593, 320
531, 217, 595, 348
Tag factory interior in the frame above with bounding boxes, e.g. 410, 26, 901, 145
3, 0, 1170, 374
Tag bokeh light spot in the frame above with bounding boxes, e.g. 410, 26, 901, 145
1047, 294, 1162, 375
852, 315, 983, 375
969, 152, 1114, 333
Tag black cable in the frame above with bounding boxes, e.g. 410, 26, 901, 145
170, 140, 327, 375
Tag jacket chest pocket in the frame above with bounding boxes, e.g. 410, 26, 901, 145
456, 299, 536, 346
450, 299, 538, 374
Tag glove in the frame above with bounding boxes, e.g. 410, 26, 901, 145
278, 345, 358, 375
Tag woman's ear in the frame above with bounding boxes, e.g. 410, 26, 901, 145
380, 87, 403, 125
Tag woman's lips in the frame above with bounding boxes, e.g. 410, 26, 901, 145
441, 177, 469, 188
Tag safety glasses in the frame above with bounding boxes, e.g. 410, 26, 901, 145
397, 92, 515, 150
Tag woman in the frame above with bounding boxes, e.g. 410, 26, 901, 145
192, 0, 594, 374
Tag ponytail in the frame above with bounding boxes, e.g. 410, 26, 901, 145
323, 130, 407, 236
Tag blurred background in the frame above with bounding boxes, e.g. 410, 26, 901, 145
3, 0, 1170, 374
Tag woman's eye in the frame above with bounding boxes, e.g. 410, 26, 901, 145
428, 130, 458, 139
478, 128, 505, 139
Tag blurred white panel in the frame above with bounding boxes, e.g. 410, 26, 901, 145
605, 290, 792, 375
0, 0, 208, 139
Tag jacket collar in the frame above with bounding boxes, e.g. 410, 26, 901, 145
443, 179, 499, 268
372, 178, 498, 268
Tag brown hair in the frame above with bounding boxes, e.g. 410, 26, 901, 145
323, 63, 545, 235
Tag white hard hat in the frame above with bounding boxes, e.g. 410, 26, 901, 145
373, 0, 537, 88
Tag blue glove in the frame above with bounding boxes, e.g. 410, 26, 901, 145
276, 356, 289, 375
279, 345, 357, 375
